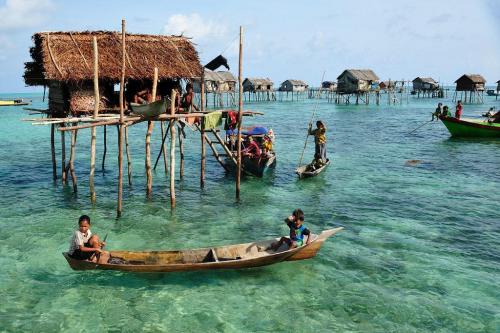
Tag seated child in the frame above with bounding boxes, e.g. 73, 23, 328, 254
68, 215, 105, 261
306, 153, 324, 172
271, 209, 311, 250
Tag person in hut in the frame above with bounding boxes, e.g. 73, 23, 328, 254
432, 102, 443, 121
270, 209, 311, 250
68, 215, 105, 261
455, 100, 463, 120
242, 136, 261, 158
180, 83, 199, 112
308, 120, 327, 163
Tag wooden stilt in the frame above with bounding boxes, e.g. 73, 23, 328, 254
117, 19, 126, 218
125, 126, 132, 185
69, 130, 78, 193
145, 67, 158, 196
178, 126, 184, 179
61, 124, 67, 184
160, 121, 168, 176
51, 124, 57, 181
200, 68, 206, 188
102, 125, 107, 170
236, 26, 243, 200
90, 36, 99, 203
169, 89, 177, 208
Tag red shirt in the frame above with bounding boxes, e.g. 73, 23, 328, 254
455, 104, 462, 119
244, 141, 261, 157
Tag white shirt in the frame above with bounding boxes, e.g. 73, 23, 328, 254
68, 230, 92, 255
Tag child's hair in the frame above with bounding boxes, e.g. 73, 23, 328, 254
78, 215, 91, 225
316, 120, 324, 128
292, 209, 305, 222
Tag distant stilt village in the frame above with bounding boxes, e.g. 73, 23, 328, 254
21, 21, 500, 217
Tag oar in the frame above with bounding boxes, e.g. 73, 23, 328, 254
91, 233, 108, 263
297, 71, 326, 168
408, 120, 433, 134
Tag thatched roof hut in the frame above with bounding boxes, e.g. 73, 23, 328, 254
455, 74, 486, 91
279, 79, 308, 92
412, 77, 438, 91
337, 69, 379, 93
321, 81, 337, 91
24, 31, 202, 115
242, 78, 274, 92
193, 70, 236, 93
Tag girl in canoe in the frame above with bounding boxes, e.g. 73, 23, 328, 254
308, 120, 327, 163
271, 209, 311, 250
68, 215, 105, 261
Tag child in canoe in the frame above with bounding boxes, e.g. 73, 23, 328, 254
271, 209, 312, 250
68, 215, 105, 261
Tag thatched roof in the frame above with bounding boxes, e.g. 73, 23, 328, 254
214, 71, 237, 82
413, 77, 437, 84
338, 69, 379, 81
24, 31, 202, 86
244, 78, 274, 85
283, 79, 308, 86
455, 74, 486, 84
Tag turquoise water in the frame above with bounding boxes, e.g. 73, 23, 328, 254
0, 92, 499, 332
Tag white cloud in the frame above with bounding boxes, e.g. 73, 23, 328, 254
0, 0, 55, 31
163, 13, 227, 41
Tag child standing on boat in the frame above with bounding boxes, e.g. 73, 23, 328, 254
68, 215, 105, 261
309, 121, 327, 163
271, 209, 311, 250
455, 100, 463, 120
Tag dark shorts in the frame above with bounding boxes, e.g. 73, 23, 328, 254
69, 242, 95, 260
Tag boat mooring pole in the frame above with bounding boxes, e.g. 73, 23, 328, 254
236, 26, 243, 200
117, 19, 126, 218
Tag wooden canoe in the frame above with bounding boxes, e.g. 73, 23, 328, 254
439, 116, 500, 138
62, 227, 343, 272
130, 99, 167, 118
296, 159, 330, 179
0, 99, 30, 106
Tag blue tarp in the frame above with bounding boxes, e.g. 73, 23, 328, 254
226, 126, 269, 136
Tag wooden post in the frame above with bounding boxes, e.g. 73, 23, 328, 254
236, 26, 243, 200
145, 67, 158, 196
69, 130, 78, 193
90, 36, 99, 203
50, 124, 57, 180
117, 19, 126, 217
61, 124, 67, 184
179, 126, 184, 179
102, 125, 107, 170
125, 126, 132, 185
200, 68, 206, 188
161, 121, 168, 175
169, 89, 177, 208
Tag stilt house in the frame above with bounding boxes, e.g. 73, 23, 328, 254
412, 77, 438, 91
336, 69, 379, 93
193, 70, 237, 93
242, 78, 274, 92
23, 31, 202, 116
279, 79, 308, 92
455, 74, 486, 92
321, 81, 337, 91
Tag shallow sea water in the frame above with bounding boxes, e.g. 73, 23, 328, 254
0, 92, 499, 332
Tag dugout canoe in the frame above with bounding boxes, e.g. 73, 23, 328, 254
62, 227, 343, 272
439, 116, 500, 138
0, 99, 30, 106
130, 99, 167, 118
296, 159, 330, 179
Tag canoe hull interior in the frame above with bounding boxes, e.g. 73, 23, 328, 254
296, 159, 330, 179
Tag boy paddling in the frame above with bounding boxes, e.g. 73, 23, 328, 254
68, 215, 105, 261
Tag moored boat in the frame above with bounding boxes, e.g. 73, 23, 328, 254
439, 116, 500, 138
296, 159, 330, 179
0, 99, 30, 106
63, 227, 343, 272
130, 99, 167, 118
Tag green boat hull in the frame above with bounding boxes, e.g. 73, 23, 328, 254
439, 116, 500, 138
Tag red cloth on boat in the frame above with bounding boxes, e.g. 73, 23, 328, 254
243, 140, 261, 158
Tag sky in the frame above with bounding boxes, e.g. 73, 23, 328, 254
0, 0, 499, 93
